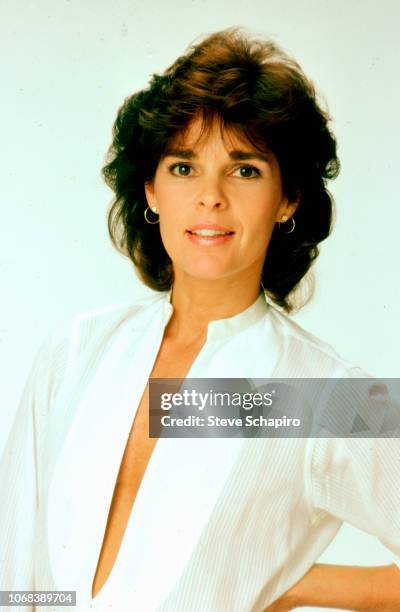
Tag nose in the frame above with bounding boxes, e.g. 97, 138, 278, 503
196, 175, 228, 210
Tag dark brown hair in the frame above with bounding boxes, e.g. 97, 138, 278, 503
102, 27, 339, 312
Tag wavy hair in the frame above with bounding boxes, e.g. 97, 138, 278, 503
102, 27, 339, 312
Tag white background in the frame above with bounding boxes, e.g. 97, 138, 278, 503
1, 1, 399, 610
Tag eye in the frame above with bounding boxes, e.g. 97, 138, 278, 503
169, 162, 193, 177
232, 165, 261, 179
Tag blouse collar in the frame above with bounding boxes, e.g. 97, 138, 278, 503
161, 287, 269, 342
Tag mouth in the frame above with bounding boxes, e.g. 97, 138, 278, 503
187, 229, 234, 236
186, 228, 235, 246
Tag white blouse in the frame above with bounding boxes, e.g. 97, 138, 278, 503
1, 289, 399, 612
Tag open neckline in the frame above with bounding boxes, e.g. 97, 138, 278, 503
87, 295, 216, 605
162, 288, 269, 341
73, 290, 273, 607
87, 298, 174, 604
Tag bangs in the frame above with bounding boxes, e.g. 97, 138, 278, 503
162, 108, 273, 159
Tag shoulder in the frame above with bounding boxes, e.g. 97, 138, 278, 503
267, 305, 365, 377
39, 291, 165, 378
22, 291, 166, 418
55, 290, 165, 355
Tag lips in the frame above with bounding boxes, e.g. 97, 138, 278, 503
186, 224, 235, 246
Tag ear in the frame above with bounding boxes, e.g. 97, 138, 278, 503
276, 195, 300, 223
144, 181, 155, 208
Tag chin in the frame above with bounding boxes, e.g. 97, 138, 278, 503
177, 262, 237, 282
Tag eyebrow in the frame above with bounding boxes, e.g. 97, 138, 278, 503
163, 148, 271, 163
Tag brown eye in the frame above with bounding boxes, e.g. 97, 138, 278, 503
234, 165, 261, 178
170, 163, 193, 176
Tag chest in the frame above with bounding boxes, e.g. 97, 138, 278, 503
117, 336, 204, 480
91, 337, 205, 598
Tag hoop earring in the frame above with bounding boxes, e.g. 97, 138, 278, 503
278, 215, 295, 234
144, 206, 159, 224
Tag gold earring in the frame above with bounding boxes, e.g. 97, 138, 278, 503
144, 206, 159, 224
278, 215, 295, 234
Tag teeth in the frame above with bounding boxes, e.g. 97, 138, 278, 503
190, 229, 230, 236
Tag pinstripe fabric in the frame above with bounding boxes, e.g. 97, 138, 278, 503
1, 290, 399, 612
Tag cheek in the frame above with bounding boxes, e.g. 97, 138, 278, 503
156, 181, 186, 216
236, 206, 277, 260
243, 204, 277, 238
158, 204, 188, 257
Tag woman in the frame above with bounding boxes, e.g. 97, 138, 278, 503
1, 28, 399, 612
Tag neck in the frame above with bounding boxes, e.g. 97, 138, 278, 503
165, 271, 263, 344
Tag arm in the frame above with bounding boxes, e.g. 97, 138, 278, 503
0, 324, 71, 607
264, 371, 400, 612
269, 561, 400, 611
308, 376, 400, 608
266, 380, 400, 611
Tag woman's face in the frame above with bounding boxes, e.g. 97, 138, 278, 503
145, 116, 297, 286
